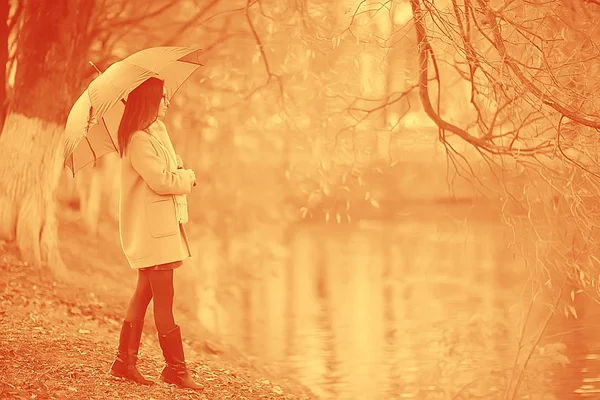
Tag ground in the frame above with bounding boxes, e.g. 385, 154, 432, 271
0, 208, 317, 400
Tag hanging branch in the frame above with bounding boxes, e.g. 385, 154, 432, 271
409, 0, 551, 155
474, 0, 600, 129
244, 0, 283, 99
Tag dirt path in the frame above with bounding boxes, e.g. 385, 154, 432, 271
0, 210, 317, 400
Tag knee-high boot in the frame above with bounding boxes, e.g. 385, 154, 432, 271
110, 320, 154, 385
158, 325, 203, 390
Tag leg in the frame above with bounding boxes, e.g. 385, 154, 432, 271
145, 269, 202, 390
125, 270, 153, 322
111, 271, 154, 385
145, 269, 176, 334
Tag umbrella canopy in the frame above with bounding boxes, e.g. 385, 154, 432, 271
63, 46, 203, 176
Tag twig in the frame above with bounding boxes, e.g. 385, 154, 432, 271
505, 279, 566, 399
243, 0, 283, 100
474, 0, 600, 129
556, 115, 600, 180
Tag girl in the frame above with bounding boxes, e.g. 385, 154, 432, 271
109, 77, 201, 390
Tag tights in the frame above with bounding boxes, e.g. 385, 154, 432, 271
124, 269, 176, 334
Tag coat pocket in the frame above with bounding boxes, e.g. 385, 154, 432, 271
145, 198, 179, 238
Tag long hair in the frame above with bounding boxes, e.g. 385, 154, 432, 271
117, 77, 164, 157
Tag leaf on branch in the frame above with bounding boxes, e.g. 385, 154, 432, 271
370, 199, 380, 209
341, 172, 348, 184
252, 51, 261, 65
565, 305, 578, 319
331, 36, 341, 49
300, 207, 309, 219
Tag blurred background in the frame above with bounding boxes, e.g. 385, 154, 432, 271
3, 0, 600, 399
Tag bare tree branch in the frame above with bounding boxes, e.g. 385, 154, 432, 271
474, 0, 600, 129
160, 0, 222, 46
95, 0, 179, 33
244, 0, 283, 99
410, 0, 550, 155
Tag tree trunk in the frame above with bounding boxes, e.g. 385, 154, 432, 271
57, 152, 120, 235
0, 0, 95, 277
0, 0, 10, 133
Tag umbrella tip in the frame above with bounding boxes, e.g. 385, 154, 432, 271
89, 61, 102, 75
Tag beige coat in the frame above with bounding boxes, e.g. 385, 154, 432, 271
119, 126, 193, 269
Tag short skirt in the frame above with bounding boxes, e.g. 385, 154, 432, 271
140, 260, 183, 271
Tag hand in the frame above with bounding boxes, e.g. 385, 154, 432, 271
186, 169, 197, 187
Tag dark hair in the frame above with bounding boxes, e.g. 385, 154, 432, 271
117, 77, 164, 157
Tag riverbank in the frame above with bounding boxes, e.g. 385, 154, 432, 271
0, 208, 317, 400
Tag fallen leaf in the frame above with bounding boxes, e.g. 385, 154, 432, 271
273, 385, 284, 395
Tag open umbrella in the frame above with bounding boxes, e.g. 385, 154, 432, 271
63, 46, 203, 177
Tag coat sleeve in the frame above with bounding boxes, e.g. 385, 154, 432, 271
129, 133, 193, 195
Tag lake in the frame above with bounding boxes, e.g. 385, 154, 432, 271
193, 203, 597, 400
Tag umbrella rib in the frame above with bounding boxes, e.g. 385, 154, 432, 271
70, 155, 75, 178
175, 59, 204, 67
85, 136, 97, 167
166, 66, 202, 102
101, 116, 119, 151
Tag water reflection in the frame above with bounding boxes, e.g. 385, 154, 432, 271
211, 207, 596, 399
